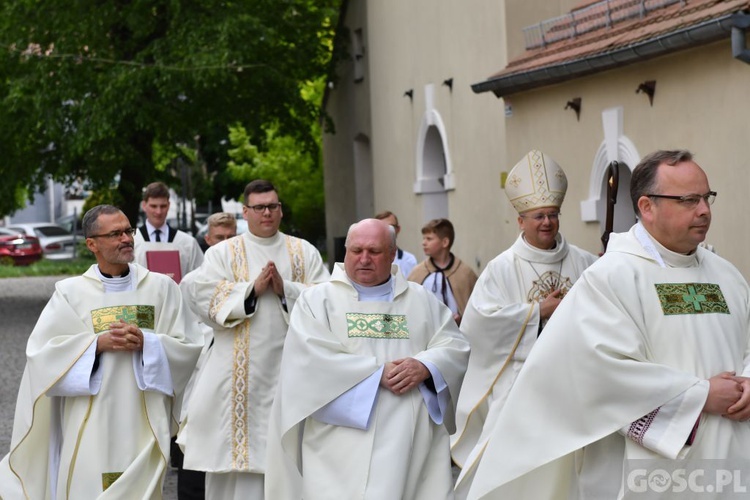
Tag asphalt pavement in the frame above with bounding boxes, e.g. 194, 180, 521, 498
0, 275, 178, 498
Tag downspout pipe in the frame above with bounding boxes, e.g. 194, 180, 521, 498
731, 13, 750, 64
473, 12, 746, 97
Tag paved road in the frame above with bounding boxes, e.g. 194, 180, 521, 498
0, 276, 178, 498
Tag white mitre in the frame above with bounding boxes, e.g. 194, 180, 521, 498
505, 150, 568, 213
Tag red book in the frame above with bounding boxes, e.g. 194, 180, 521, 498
146, 250, 182, 284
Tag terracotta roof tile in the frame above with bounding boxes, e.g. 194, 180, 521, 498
494, 0, 750, 79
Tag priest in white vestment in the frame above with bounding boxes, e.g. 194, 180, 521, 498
266, 218, 470, 499
178, 180, 330, 499
0, 205, 202, 499
463, 150, 750, 499
134, 181, 204, 280
451, 151, 597, 493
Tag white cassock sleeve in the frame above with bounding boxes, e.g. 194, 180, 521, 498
311, 360, 450, 429
619, 380, 708, 458
312, 366, 384, 429
132, 331, 174, 396
46, 341, 103, 396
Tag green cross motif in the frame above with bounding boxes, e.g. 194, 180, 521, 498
682, 285, 706, 311
655, 283, 728, 316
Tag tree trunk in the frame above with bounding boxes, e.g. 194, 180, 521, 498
118, 131, 154, 227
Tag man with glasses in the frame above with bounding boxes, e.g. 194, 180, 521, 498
180, 179, 330, 499
451, 150, 597, 493
462, 150, 750, 499
0, 205, 202, 499
134, 181, 204, 282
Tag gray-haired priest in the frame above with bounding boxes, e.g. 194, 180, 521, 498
0, 205, 202, 498
266, 218, 470, 499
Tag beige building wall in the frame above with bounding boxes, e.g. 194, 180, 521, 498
501, 40, 750, 274
324, 0, 509, 272
324, 1, 750, 276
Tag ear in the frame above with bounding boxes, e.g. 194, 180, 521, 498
517, 216, 524, 229
85, 238, 98, 254
140, 200, 147, 210
637, 196, 655, 222
441, 237, 451, 249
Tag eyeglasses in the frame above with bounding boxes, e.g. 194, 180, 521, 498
521, 212, 560, 222
244, 203, 282, 213
87, 227, 137, 239
646, 191, 716, 207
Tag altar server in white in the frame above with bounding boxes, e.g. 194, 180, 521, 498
179, 179, 330, 499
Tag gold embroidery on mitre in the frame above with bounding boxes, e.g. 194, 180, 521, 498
655, 283, 729, 315
347, 313, 410, 339
285, 235, 306, 283
102, 472, 123, 490
90, 305, 155, 334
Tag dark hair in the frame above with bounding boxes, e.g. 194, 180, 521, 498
421, 218, 455, 248
83, 205, 123, 237
630, 150, 694, 217
243, 179, 277, 203
374, 210, 398, 226
142, 181, 170, 202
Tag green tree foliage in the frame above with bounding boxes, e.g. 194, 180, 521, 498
226, 113, 325, 242
0, 0, 339, 224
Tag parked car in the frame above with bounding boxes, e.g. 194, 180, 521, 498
194, 219, 248, 252
56, 213, 84, 237
0, 228, 44, 266
7, 223, 76, 260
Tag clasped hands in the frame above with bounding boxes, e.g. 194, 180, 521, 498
254, 261, 284, 298
704, 371, 750, 422
97, 320, 144, 353
380, 358, 430, 395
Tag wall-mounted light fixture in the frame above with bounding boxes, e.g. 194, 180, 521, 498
404, 89, 414, 100
565, 97, 582, 121
442, 78, 454, 92
636, 80, 656, 106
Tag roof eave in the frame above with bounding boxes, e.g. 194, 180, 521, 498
472, 12, 742, 98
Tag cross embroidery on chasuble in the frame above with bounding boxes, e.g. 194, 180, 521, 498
654, 283, 730, 315
347, 313, 410, 339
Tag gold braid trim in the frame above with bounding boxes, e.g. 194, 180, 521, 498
285, 235, 306, 283
229, 237, 251, 470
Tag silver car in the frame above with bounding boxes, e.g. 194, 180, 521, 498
7, 223, 77, 260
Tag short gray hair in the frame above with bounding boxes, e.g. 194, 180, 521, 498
83, 205, 123, 237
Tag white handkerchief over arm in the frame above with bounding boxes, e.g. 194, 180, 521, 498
418, 360, 449, 425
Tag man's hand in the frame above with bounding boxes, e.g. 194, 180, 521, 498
253, 261, 285, 298
539, 289, 563, 320
96, 320, 144, 353
380, 358, 430, 395
704, 371, 742, 415
725, 375, 750, 421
